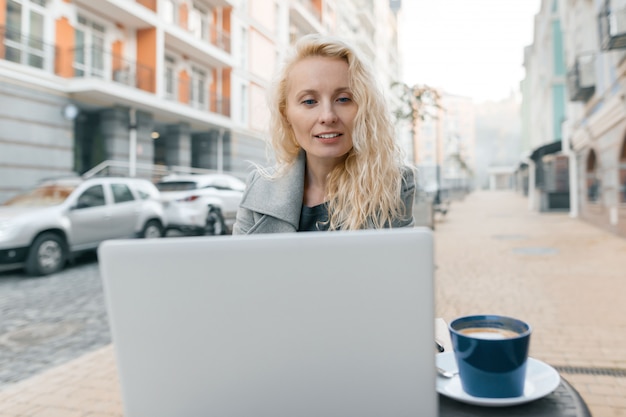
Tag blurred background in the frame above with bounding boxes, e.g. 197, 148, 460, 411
1, 0, 625, 238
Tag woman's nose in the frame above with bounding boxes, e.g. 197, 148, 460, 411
319, 103, 338, 124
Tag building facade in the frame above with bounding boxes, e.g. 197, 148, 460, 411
413, 90, 475, 197
0, 0, 402, 203
524, 0, 626, 237
521, 0, 570, 213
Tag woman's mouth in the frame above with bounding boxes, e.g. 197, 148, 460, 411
315, 133, 342, 143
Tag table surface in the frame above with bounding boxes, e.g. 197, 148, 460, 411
438, 377, 591, 417
434, 319, 592, 417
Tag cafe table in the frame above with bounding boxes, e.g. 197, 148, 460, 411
434, 319, 592, 417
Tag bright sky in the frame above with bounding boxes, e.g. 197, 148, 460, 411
399, 0, 541, 102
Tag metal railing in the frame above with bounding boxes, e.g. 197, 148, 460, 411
567, 53, 596, 102
70, 45, 156, 91
599, 2, 626, 50
164, 74, 231, 116
82, 160, 247, 183
0, 26, 58, 71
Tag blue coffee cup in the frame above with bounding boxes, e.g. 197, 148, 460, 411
449, 315, 531, 398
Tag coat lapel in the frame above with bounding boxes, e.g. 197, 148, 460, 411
239, 152, 306, 229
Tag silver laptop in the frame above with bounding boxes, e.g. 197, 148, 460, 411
98, 227, 436, 417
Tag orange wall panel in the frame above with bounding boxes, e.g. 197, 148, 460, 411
0, 0, 6, 27
222, 68, 231, 100
222, 68, 231, 117
136, 0, 156, 12
179, 3, 188, 30
210, 68, 217, 113
178, 70, 190, 104
112, 40, 124, 72
0, 0, 6, 59
312, 0, 322, 15
136, 28, 156, 92
54, 17, 75, 78
223, 7, 232, 32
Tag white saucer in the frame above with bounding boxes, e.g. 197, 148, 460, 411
436, 351, 561, 407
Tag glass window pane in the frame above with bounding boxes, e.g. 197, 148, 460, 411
91, 36, 105, 76
7, 0, 22, 41
6, 46, 22, 63
111, 184, 135, 203
76, 185, 106, 208
29, 10, 44, 46
28, 54, 43, 68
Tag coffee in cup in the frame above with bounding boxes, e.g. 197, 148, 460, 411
458, 327, 520, 340
449, 315, 531, 398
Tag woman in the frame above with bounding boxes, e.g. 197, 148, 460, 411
233, 34, 416, 234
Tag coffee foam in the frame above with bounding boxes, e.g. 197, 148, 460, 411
459, 327, 519, 340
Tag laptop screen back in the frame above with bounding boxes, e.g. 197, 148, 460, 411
98, 227, 436, 417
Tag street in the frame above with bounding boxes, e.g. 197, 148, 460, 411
0, 254, 110, 389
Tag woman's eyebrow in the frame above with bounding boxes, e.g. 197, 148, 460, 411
295, 87, 351, 96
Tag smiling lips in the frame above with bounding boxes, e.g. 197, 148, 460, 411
315, 132, 342, 143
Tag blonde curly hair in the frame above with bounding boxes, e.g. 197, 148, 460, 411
267, 33, 407, 230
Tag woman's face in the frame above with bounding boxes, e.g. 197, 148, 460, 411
285, 56, 357, 168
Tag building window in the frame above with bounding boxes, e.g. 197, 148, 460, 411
74, 15, 106, 78
189, 2, 210, 41
162, 0, 177, 25
4, 0, 48, 69
190, 66, 207, 110
240, 27, 248, 69
240, 84, 248, 126
164, 56, 176, 100
586, 149, 601, 203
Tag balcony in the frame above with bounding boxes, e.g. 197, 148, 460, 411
567, 53, 596, 102
0, 26, 57, 72
599, 1, 626, 50
164, 74, 230, 117
70, 45, 156, 93
290, 0, 324, 34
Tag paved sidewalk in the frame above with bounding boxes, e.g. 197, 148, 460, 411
434, 191, 626, 417
0, 190, 625, 416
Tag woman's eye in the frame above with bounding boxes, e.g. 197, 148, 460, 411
337, 97, 352, 103
301, 99, 316, 105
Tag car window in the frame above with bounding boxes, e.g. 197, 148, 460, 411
111, 183, 136, 203
156, 181, 198, 191
76, 185, 106, 209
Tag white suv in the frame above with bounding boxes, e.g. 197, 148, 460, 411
0, 176, 166, 276
155, 174, 246, 236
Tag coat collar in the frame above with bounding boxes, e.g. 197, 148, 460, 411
239, 151, 306, 228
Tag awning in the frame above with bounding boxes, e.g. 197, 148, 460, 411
530, 140, 562, 162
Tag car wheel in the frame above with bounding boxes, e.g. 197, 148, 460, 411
25, 233, 67, 276
141, 220, 164, 238
205, 206, 227, 236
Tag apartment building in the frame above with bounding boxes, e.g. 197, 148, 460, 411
523, 0, 626, 238
0, 0, 402, 203
521, 0, 569, 213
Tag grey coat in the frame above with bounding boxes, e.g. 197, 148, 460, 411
232, 152, 416, 235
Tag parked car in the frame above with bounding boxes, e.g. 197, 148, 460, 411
155, 173, 246, 236
0, 176, 166, 276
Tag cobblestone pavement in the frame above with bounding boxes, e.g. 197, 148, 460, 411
0, 254, 110, 390
0, 190, 625, 416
